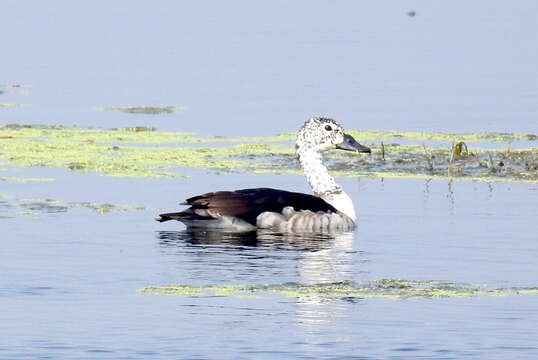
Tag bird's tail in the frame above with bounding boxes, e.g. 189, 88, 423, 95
155, 210, 198, 222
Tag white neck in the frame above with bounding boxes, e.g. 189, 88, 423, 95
297, 150, 340, 195
297, 149, 356, 222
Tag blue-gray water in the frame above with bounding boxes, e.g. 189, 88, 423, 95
3, 1, 538, 135
3, 172, 538, 359
2, 1, 538, 359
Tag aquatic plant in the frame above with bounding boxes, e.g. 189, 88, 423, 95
0, 124, 536, 182
138, 279, 538, 300
0, 193, 145, 218
0, 83, 30, 96
95, 105, 186, 114
0, 177, 55, 183
0, 103, 26, 108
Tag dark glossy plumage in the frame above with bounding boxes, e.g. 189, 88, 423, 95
156, 187, 337, 226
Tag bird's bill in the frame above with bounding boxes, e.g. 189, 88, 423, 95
336, 133, 371, 153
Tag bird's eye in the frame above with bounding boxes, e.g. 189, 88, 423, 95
324, 125, 332, 131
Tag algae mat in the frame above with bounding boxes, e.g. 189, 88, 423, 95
1, 124, 536, 182
0, 192, 145, 219
138, 280, 538, 300
95, 105, 185, 114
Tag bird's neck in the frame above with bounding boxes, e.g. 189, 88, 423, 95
297, 150, 341, 196
296, 148, 356, 222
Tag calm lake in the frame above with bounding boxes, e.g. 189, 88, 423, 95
2, 2, 538, 359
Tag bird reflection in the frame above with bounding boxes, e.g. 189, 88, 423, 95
156, 229, 348, 252
156, 228, 356, 284
156, 228, 359, 337
158, 229, 259, 247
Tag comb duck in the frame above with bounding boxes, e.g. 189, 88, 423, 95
156, 117, 371, 232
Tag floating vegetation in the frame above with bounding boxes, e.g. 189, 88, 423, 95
1, 177, 55, 183
347, 130, 537, 142
0, 193, 145, 218
0, 83, 30, 96
95, 105, 186, 114
0, 103, 26, 108
0, 124, 536, 182
138, 279, 538, 300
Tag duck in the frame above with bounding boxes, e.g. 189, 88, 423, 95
155, 117, 371, 232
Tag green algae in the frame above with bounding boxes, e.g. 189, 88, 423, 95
0, 103, 27, 108
348, 171, 537, 184
347, 130, 537, 142
138, 284, 262, 298
137, 280, 538, 300
95, 105, 186, 114
0, 177, 55, 183
0, 124, 295, 145
3, 124, 535, 145
170, 129, 537, 143
1, 124, 536, 182
0, 125, 291, 177
0, 124, 200, 144
0, 83, 30, 97
0, 193, 145, 218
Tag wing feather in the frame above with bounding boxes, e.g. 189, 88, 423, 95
157, 188, 336, 225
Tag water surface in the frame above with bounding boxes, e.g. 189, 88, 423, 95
2, 172, 538, 359
2, 1, 538, 135
2, 1, 538, 359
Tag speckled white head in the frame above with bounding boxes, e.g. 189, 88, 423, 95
296, 117, 346, 154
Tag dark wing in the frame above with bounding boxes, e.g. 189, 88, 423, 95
156, 187, 336, 225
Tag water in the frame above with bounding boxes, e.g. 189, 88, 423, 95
2, 173, 537, 359
2, 1, 538, 359
2, 1, 538, 135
